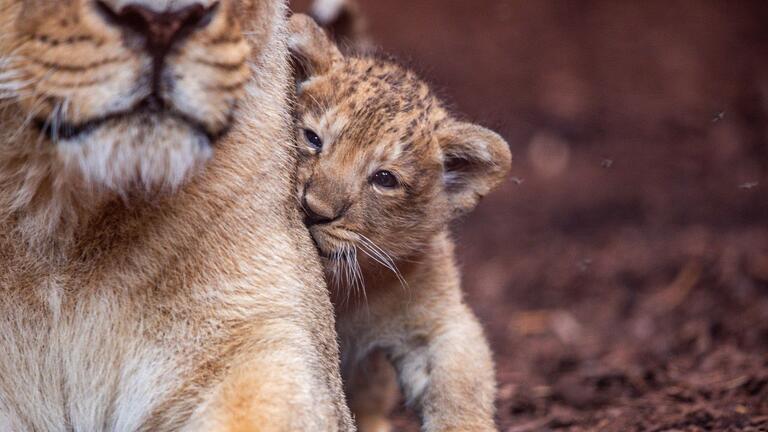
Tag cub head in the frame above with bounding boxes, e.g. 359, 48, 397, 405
0, 0, 280, 194
288, 14, 512, 267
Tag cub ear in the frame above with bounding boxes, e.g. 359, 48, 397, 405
437, 120, 512, 216
288, 13, 343, 79
310, 0, 372, 53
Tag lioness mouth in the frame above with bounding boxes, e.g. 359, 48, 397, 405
34, 96, 232, 144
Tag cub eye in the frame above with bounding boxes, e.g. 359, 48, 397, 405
370, 170, 400, 189
304, 129, 323, 150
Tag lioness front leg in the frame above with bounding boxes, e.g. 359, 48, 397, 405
185, 324, 355, 432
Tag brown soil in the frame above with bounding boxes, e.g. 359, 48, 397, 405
291, 1, 768, 430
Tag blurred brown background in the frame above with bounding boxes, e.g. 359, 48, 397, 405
292, 1, 768, 430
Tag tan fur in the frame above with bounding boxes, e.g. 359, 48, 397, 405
289, 14, 511, 432
0, 2, 353, 430
308, 0, 372, 53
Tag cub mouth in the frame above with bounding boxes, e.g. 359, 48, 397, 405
34, 96, 233, 144
310, 233, 335, 259
308, 228, 349, 260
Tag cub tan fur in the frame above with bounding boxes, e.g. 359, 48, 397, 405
308, 0, 371, 53
289, 14, 511, 432
0, 1, 352, 430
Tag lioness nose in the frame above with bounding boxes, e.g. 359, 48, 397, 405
97, 1, 218, 56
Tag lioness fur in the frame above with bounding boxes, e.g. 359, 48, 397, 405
0, 1, 352, 430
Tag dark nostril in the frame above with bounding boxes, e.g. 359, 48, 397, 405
96, 1, 219, 55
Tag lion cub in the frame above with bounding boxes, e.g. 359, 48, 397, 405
288, 14, 511, 432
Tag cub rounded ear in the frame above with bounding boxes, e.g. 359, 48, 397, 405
288, 13, 343, 79
310, 0, 372, 53
437, 121, 512, 215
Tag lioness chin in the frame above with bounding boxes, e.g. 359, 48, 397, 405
0, 1, 352, 430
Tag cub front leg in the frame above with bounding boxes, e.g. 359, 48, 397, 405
388, 303, 497, 432
346, 349, 399, 432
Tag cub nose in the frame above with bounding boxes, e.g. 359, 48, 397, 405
302, 192, 344, 227
97, 1, 218, 56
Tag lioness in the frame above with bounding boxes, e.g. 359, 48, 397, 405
288, 14, 511, 432
0, 1, 352, 430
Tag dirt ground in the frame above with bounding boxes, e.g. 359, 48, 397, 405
291, 1, 768, 430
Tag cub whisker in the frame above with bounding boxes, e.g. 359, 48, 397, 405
327, 242, 367, 307
355, 233, 408, 291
